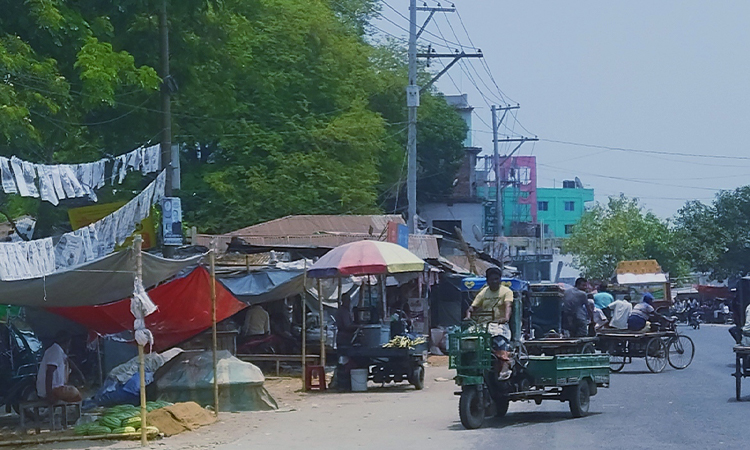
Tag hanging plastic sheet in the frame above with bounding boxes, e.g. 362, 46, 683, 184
36, 165, 59, 206
48, 266, 244, 351
0, 248, 203, 308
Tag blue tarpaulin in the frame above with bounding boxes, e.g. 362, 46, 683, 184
219, 268, 304, 305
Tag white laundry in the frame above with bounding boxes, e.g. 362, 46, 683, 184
10, 157, 30, 197
36, 165, 59, 206
21, 161, 40, 198
0, 157, 17, 194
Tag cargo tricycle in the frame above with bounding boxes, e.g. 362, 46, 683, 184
449, 320, 609, 429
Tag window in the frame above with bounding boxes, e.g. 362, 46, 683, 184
565, 224, 575, 235
564, 201, 575, 211
538, 201, 548, 211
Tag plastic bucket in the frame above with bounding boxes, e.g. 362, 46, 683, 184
350, 368, 369, 392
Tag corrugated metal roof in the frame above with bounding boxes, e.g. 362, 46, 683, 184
195, 231, 440, 259
229, 215, 404, 236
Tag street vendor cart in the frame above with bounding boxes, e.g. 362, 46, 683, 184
307, 240, 429, 391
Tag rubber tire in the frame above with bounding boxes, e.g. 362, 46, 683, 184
667, 335, 695, 369
568, 381, 591, 418
609, 355, 626, 372
494, 397, 510, 418
580, 342, 596, 354
645, 338, 668, 373
458, 387, 485, 429
410, 365, 425, 390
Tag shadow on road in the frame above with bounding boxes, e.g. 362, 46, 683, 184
447, 411, 602, 430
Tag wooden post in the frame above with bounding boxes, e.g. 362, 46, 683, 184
209, 240, 219, 416
381, 274, 387, 323
134, 236, 147, 447
318, 278, 326, 368
301, 260, 307, 390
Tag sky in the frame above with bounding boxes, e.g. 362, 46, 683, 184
374, 1, 750, 219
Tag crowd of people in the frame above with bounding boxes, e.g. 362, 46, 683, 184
561, 278, 674, 337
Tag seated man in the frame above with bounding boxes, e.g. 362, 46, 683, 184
465, 267, 514, 380
36, 331, 84, 403
608, 297, 633, 330
242, 304, 270, 339
627, 293, 670, 332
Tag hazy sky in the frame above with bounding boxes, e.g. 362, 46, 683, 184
375, 1, 750, 219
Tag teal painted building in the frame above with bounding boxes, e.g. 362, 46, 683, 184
536, 187, 594, 237
476, 185, 594, 237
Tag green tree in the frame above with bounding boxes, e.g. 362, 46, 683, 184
563, 195, 688, 281
674, 187, 750, 280
0, 0, 468, 236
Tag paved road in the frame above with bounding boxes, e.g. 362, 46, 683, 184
30, 325, 739, 450
204, 324, 737, 450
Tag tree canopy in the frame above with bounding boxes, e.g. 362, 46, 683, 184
674, 187, 750, 280
563, 195, 689, 281
0, 0, 467, 234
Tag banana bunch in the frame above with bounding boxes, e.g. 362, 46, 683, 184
383, 336, 426, 349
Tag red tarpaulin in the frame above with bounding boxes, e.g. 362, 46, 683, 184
696, 285, 733, 299
49, 266, 246, 351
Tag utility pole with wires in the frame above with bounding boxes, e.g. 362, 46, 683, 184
406, 0, 482, 233
491, 104, 537, 262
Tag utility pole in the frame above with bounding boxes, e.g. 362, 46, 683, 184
159, 0, 172, 196
407, 0, 418, 233
406, 3, 481, 233
491, 105, 537, 262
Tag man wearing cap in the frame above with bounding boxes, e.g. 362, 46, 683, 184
628, 292, 670, 331
465, 267, 514, 380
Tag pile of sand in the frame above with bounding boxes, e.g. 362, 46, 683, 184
146, 401, 216, 436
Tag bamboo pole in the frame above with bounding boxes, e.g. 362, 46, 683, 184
301, 260, 307, 390
134, 236, 147, 447
318, 278, 326, 368
209, 239, 219, 416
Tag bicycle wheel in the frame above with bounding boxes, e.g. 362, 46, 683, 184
645, 338, 667, 373
667, 335, 694, 369
609, 355, 626, 372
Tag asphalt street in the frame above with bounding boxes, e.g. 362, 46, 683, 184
27, 324, 741, 450
210, 324, 740, 450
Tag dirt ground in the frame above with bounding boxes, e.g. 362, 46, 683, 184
6, 356, 448, 449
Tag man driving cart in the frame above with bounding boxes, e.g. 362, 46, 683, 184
465, 267, 514, 380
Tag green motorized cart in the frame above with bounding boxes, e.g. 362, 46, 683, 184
449, 320, 610, 429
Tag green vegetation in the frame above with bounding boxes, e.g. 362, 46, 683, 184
0, 0, 467, 234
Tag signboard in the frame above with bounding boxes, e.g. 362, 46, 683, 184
386, 221, 409, 249
68, 202, 156, 249
161, 197, 183, 246
484, 202, 498, 237
511, 254, 553, 263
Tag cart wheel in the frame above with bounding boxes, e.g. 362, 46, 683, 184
458, 386, 485, 429
494, 396, 510, 418
609, 355, 626, 372
645, 338, 667, 373
409, 365, 425, 390
568, 381, 591, 418
581, 342, 596, 354
667, 335, 694, 369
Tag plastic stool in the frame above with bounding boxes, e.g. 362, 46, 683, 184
305, 365, 327, 391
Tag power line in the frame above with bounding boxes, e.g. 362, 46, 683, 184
540, 138, 750, 161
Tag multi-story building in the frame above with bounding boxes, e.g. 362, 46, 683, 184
420, 95, 595, 281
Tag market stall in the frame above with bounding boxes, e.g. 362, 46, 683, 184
306, 240, 428, 391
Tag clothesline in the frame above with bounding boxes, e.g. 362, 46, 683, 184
0, 170, 166, 281
0, 144, 161, 205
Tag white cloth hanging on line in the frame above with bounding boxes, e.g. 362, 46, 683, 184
0, 170, 166, 281
2, 143, 162, 204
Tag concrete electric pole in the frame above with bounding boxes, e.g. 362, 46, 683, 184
406, 2, 481, 233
